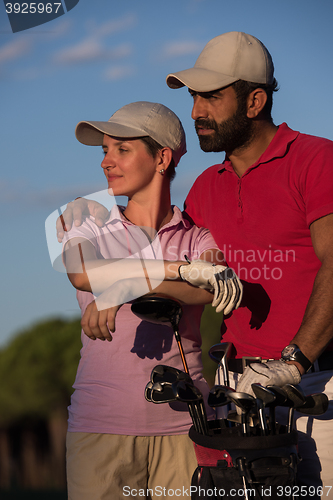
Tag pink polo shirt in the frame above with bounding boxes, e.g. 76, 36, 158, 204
65, 205, 217, 435
185, 123, 333, 359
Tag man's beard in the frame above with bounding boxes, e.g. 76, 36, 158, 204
195, 100, 255, 154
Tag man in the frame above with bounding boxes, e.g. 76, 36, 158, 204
166, 31, 333, 496
56, 32, 333, 494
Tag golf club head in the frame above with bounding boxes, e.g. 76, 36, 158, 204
282, 384, 306, 408
149, 381, 177, 404
297, 393, 329, 415
251, 384, 276, 407
266, 385, 288, 406
228, 392, 256, 412
144, 381, 154, 402
227, 409, 259, 427
228, 392, 257, 436
150, 365, 193, 384
208, 385, 235, 407
208, 342, 233, 363
131, 295, 182, 330
172, 380, 203, 403
208, 342, 234, 387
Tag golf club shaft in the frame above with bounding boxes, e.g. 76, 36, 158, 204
187, 402, 200, 433
236, 458, 250, 500
173, 329, 189, 374
257, 401, 268, 435
219, 348, 232, 424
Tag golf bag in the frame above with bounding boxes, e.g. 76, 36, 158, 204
189, 419, 299, 500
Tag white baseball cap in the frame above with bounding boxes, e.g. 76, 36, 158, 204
75, 101, 187, 166
166, 31, 274, 92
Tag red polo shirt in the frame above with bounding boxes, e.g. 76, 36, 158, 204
185, 123, 333, 359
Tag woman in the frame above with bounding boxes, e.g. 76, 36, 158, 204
62, 101, 240, 500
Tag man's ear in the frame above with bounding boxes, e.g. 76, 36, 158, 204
247, 88, 267, 118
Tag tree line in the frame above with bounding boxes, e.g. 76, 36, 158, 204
0, 318, 82, 490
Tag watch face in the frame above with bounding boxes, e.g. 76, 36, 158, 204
282, 345, 295, 357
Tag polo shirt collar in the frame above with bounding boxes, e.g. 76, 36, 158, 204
105, 204, 190, 232
220, 123, 299, 174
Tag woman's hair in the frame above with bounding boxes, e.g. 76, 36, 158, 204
232, 78, 279, 121
140, 136, 176, 181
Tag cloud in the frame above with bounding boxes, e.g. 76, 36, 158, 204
87, 13, 137, 38
53, 38, 132, 65
0, 18, 71, 67
53, 12, 137, 66
0, 36, 34, 64
0, 180, 107, 211
46, 18, 72, 39
161, 40, 204, 59
103, 64, 136, 81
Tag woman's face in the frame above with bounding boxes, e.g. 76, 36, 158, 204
101, 135, 158, 198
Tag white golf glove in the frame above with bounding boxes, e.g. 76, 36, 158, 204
236, 360, 301, 397
179, 259, 243, 315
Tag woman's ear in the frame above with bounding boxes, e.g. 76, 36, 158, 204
156, 147, 173, 173
247, 88, 268, 118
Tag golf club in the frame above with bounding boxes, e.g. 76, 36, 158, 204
208, 385, 235, 408
227, 392, 256, 436
282, 384, 306, 432
172, 380, 209, 435
150, 364, 193, 385
251, 383, 276, 435
236, 457, 251, 500
266, 385, 288, 434
131, 295, 189, 374
208, 342, 233, 387
148, 371, 200, 433
148, 381, 177, 404
144, 380, 154, 402
297, 392, 329, 415
226, 410, 258, 428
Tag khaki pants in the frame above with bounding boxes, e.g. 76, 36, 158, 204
66, 432, 198, 500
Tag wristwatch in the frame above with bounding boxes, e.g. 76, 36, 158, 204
281, 344, 312, 373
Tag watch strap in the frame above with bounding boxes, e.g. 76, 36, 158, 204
281, 344, 312, 372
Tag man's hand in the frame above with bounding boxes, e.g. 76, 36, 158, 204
211, 267, 242, 314
56, 198, 109, 242
236, 360, 301, 397
179, 260, 242, 314
81, 301, 122, 341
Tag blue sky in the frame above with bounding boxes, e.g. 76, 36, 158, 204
1, 0, 333, 346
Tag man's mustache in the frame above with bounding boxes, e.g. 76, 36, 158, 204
195, 118, 218, 132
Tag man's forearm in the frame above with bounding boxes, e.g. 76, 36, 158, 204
289, 260, 333, 371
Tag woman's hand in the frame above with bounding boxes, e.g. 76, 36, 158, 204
81, 301, 122, 341
81, 277, 156, 341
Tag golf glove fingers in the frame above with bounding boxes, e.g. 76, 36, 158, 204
211, 268, 243, 314
179, 260, 227, 291
236, 360, 301, 398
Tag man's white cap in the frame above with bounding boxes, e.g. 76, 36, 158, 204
75, 101, 187, 166
166, 31, 274, 92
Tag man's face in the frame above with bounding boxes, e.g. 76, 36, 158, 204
190, 85, 254, 154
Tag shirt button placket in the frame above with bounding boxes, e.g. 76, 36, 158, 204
237, 178, 244, 223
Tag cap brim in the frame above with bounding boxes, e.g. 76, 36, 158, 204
166, 68, 238, 92
75, 121, 148, 146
